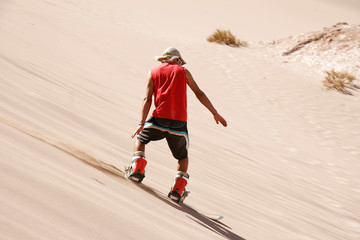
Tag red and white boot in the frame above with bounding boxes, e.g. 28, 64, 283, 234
125, 151, 147, 183
168, 171, 189, 203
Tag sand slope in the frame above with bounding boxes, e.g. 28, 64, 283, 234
1, 0, 360, 239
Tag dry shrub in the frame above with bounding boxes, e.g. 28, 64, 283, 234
207, 29, 248, 47
323, 70, 356, 94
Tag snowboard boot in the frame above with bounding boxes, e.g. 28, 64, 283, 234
168, 171, 189, 203
125, 151, 147, 183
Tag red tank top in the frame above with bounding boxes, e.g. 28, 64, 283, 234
151, 63, 187, 122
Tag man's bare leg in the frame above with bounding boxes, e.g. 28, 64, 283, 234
134, 138, 145, 153
177, 157, 188, 173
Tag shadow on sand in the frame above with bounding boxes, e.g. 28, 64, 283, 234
87, 161, 245, 240
81, 159, 246, 240
134, 181, 246, 240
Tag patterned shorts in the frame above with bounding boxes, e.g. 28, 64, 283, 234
137, 117, 189, 160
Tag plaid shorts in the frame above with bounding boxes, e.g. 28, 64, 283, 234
137, 117, 189, 160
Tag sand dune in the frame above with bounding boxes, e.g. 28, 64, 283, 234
1, 0, 360, 239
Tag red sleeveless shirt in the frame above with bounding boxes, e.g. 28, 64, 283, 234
151, 63, 187, 122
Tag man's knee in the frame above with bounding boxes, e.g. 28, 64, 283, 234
174, 152, 188, 161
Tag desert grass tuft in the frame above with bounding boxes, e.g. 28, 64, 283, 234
207, 29, 248, 47
323, 70, 357, 94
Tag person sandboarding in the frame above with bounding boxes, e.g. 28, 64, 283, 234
126, 47, 227, 203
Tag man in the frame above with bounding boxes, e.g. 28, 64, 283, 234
126, 47, 227, 202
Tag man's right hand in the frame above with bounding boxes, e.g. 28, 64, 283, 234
131, 125, 144, 138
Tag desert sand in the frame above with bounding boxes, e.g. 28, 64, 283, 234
1, 0, 360, 239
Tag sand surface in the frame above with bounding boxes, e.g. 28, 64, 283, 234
1, 0, 360, 239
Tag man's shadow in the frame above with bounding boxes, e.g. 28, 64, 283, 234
135, 183, 246, 240
66, 152, 245, 240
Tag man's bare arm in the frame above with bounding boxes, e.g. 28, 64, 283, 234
186, 69, 227, 127
131, 72, 154, 138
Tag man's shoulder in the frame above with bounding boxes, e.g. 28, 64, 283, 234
151, 63, 164, 70
152, 63, 187, 72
